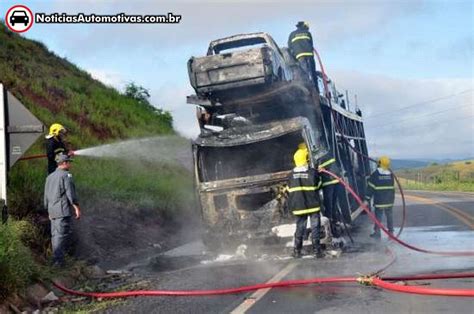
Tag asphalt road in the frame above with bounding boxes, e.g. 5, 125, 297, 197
106, 191, 474, 313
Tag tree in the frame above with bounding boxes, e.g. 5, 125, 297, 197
124, 82, 173, 128
124, 82, 151, 106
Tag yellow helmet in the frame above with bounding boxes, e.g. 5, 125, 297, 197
298, 142, 307, 150
49, 123, 66, 137
378, 156, 391, 170
294, 148, 309, 167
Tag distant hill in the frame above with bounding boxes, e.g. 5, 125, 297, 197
0, 22, 173, 150
390, 159, 430, 170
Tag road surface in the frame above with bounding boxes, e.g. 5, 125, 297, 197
104, 191, 474, 313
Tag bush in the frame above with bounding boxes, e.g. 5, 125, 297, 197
0, 220, 41, 298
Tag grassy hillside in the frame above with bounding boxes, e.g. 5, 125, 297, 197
0, 21, 181, 216
0, 22, 195, 299
396, 160, 474, 192
0, 23, 172, 147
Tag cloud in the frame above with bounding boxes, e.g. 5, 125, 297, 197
88, 68, 126, 90
438, 36, 474, 62
19, 0, 472, 159
149, 83, 198, 138
331, 69, 474, 159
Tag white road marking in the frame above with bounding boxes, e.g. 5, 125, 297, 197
230, 261, 297, 314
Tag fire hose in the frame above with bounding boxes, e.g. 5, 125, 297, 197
51, 167, 473, 298
18, 153, 47, 161
52, 171, 473, 299
53, 271, 474, 298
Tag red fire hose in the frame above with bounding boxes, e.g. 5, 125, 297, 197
371, 277, 474, 297
50, 170, 473, 299
18, 153, 47, 161
53, 271, 474, 298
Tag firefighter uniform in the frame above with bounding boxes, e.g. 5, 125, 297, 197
45, 123, 69, 174
46, 137, 68, 174
365, 166, 395, 237
319, 156, 341, 237
288, 148, 323, 258
288, 22, 318, 85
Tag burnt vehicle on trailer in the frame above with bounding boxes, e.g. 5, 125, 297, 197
188, 32, 370, 250
187, 32, 293, 101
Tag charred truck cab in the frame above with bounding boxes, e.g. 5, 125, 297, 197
193, 117, 324, 248
187, 32, 370, 250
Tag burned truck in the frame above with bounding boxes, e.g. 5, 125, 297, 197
187, 32, 370, 249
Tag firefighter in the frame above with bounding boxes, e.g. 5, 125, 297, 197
288, 21, 318, 85
45, 123, 70, 174
365, 156, 395, 239
318, 154, 342, 238
288, 146, 324, 258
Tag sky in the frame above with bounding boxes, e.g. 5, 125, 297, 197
1, 0, 473, 159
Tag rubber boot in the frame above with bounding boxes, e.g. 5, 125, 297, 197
370, 232, 381, 240
313, 246, 324, 259
292, 248, 302, 259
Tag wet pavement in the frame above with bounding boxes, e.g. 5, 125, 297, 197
106, 191, 474, 313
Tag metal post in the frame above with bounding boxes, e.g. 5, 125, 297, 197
0, 85, 8, 223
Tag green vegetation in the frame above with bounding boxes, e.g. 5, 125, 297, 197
74, 157, 194, 220
0, 220, 42, 298
0, 22, 195, 303
396, 160, 474, 192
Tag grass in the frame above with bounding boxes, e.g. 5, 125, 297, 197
73, 157, 195, 220
396, 160, 474, 192
0, 220, 43, 299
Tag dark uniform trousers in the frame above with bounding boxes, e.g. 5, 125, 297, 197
294, 212, 320, 251
298, 56, 318, 86
320, 158, 342, 237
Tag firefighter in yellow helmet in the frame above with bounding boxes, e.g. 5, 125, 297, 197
365, 156, 395, 239
45, 123, 70, 174
288, 21, 318, 85
287, 145, 324, 258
